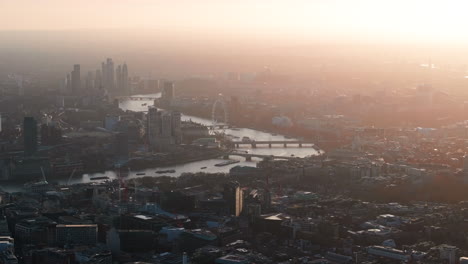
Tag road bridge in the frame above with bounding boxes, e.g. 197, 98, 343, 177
223, 152, 297, 161
117, 96, 159, 101
206, 124, 231, 129
230, 140, 317, 149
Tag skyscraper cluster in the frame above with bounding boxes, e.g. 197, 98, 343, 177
161, 81, 175, 106
64, 58, 129, 95
116, 63, 129, 93
71, 64, 81, 94
101, 58, 115, 92
147, 106, 182, 152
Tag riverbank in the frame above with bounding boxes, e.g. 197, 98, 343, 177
121, 148, 228, 171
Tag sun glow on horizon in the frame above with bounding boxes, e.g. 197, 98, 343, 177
2, 0, 468, 44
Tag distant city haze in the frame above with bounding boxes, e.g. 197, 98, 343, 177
3, 0, 468, 43
3, 0, 468, 86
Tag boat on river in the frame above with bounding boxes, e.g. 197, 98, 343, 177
156, 169, 176, 174
215, 160, 240, 167
242, 136, 252, 142
90, 176, 109, 181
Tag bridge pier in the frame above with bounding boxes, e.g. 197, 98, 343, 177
269, 143, 272, 148
245, 156, 252, 161
223, 155, 229, 160
284, 143, 287, 147
299, 143, 302, 148
252, 143, 257, 148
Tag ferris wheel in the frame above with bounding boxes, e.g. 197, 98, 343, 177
211, 94, 229, 127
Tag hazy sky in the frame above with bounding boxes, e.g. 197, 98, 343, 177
2, 0, 468, 44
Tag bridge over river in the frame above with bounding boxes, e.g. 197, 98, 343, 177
230, 140, 318, 149
117, 96, 159, 101
223, 151, 298, 161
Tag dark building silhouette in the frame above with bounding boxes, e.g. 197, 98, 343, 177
116, 63, 129, 94
122, 63, 129, 93
71, 64, 81, 94
40, 124, 62, 146
23, 117, 38, 156
101, 58, 115, 91
161, 81, 175, 106
223, 181, 243, 217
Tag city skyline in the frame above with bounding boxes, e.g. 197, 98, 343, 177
3, 1, 468, 264
2, 0, 468, 44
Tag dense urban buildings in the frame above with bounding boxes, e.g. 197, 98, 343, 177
147, 106, 182, 152
5, 1, 468, 263
23, 117, 37, 156
4, 58, 468, 262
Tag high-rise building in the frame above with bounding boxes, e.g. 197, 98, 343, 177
171, 111, 182, 144
161, 113, 172, 138
108, 58, 115, 90
161, 81, 175, 106
23, 117, 38, 156
115, 63, 129, 94
223, 182, 243, 217
71, 64, 81, 93
116, 65, 122, 91
146, 107, 181, 151
147, 107, 162, 147
101, 58, 115, 91
122, 63, 129, 93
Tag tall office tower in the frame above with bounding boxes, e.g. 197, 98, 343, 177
71, 64, 81, 94
161, 81, 175, 106
223, 182, 244, 216
101, 62, 107, 89
101, 58, 115, 91
171, 111, 182, 144
146, 107, 181, 151
107, 58, 115, 91
116, 65, 122, 91
161, 113, 172, 138
122, 63, 129, 93
147, 106, 162, 147
95, 69, 102, 90
23, 117, 38, 156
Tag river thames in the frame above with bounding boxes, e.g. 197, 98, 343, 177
64, 94, 320, 184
